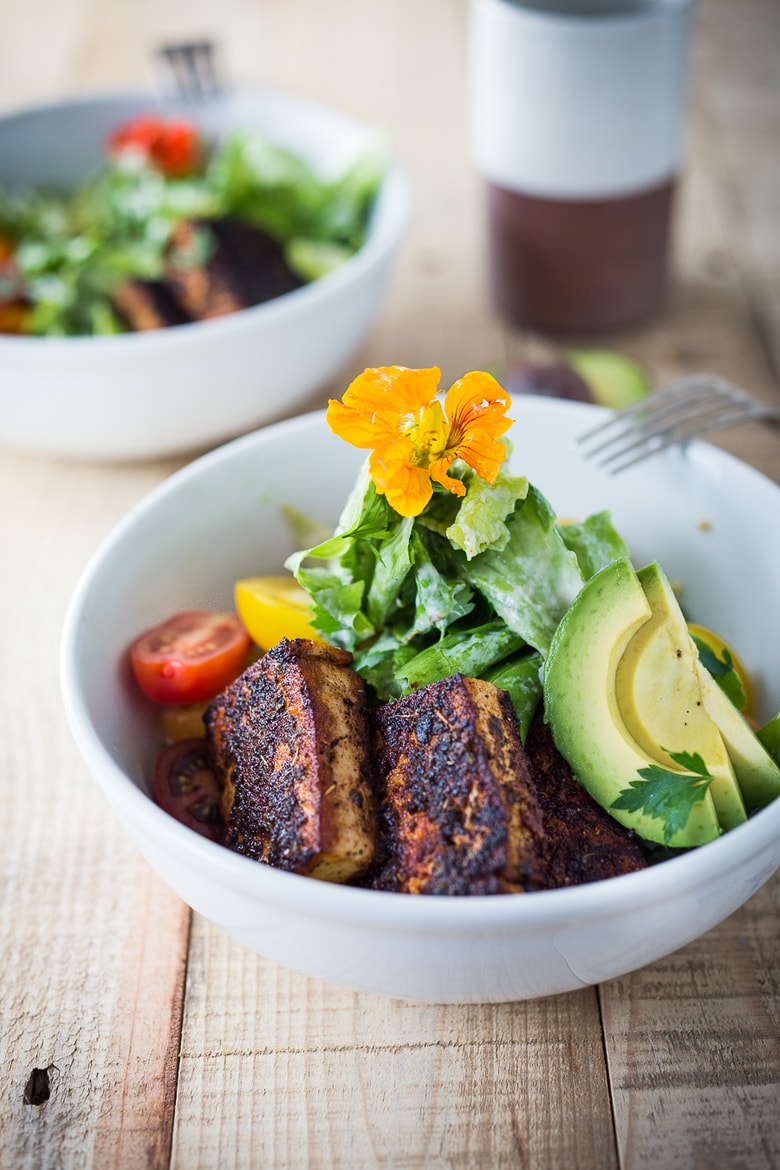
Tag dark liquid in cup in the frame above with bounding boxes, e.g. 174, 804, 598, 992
486, 177, 676, 335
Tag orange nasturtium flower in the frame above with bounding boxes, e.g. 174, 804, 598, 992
326, 366, 513, 517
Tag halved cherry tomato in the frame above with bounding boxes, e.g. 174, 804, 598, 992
152, 737, 223, 840
130, 610, 251, 704
160, 699, 211, 743
105, 114, 200, 177
235, 575, 320, 651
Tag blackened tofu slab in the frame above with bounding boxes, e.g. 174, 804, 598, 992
204, 639, 376, 882
525, 721, 648, 887
165, 218, 304, 320
369, 675, 546, 895
111, 278, 193, 330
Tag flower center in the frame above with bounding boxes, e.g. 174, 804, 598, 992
405, 401, 450, 468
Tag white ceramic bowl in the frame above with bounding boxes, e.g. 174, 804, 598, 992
0, 89, 409, 461
60, 397, 780, 1003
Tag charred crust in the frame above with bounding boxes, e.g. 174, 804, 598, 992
203, 641, 647, 895
525, 721, 647, 887
362, 674, 547, 895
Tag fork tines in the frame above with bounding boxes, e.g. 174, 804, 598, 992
158, 41, 222, 101
577, 375, 780, 474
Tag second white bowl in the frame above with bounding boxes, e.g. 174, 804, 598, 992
0, 88, 410, 461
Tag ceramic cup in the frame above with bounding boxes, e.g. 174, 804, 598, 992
468, 0, 694, 335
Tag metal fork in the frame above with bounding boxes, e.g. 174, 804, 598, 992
158, 41, 222, 101
577, 374, 780, 474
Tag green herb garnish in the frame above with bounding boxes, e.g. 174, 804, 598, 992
611, 750, 716, 846
691, 633, 747, 711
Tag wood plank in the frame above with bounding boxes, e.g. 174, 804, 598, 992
0, 453, 190, 1170
693, 0, 780, 382
601, 876, 780, 1170
170, 917, 618, 1170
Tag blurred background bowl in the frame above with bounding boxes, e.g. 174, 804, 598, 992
60, 397, 780, 1003
0, 88, 409, 461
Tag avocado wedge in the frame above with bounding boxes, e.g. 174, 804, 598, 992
616, 562, 746, 832
695, 665, 780, 809
543, 557, 722, 848
544, 555, 780, 848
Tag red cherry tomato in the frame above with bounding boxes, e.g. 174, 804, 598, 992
130, 610, 251, 704
152, 738, 223, 840
106, 115, 200, 177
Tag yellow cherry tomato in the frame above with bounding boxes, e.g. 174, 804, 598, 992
235, 575, 320, 652
687, 622, 754, 717
160, 700, 211, 743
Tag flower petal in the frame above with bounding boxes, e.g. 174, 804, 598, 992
369, 442, 433, 517
443, 371, 512, 483
444, 371, 513, 439
429, 456, 467, 497
327, 366, 442, 449
456, 435, 507, 484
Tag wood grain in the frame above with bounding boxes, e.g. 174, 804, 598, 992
0, 455, 189, 1170
603, 877, 780, 1170
171, 919, 618, 1170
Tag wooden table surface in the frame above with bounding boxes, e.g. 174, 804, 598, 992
2, 1, 779, 1167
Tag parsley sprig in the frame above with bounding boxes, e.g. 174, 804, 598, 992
611, 750, 715, 846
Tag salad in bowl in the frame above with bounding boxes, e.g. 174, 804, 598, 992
0, 89, 409, 459
61, 367, 780, 1001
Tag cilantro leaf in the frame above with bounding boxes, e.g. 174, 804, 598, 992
691, 633, 747, 711
611, 750, 715, 845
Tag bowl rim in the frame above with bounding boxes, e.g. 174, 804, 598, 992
59, 401, 780, 933
0, 85, 411, 350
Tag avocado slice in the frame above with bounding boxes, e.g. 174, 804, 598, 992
695, 664, 780, 809
543, 557, 721, 847
567, 350, 650, 410
757, 712, 780, 767
615, 562, 746, 831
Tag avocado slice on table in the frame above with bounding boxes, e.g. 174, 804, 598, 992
616, 562, 747, 831
543, 557, 722, 848
568, 349, 650, 409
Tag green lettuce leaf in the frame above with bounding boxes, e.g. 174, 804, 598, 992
464, 485, 584, 656
558, 509, 630, 580
445, 468, 529, 560
483, 651, 544, 742
397, 619, 526, 691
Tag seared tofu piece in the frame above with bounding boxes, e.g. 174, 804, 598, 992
204, 638, 376, 882
111, 278, 193, 331
165, 218, 304, 320
368, 675, 546, 895
525, 721, 648, 887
